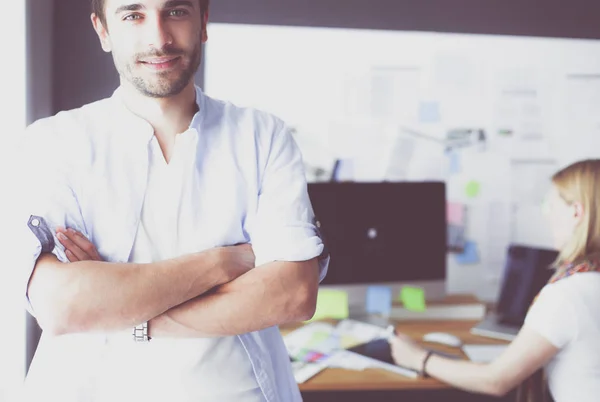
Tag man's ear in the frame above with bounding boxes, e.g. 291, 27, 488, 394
91, 13, 112, 53
201, 9, 209, 43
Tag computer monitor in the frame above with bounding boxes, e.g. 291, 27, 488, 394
307, 182, 447, 313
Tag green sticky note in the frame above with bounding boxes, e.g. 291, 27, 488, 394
307, 290, 349, 322
399, 287, 427, 312
465, 181, 481, 198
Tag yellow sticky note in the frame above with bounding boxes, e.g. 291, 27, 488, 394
399, 287, 427, 312
307, 290, 349, 322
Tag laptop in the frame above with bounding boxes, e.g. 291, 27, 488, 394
471, 244, 558, 341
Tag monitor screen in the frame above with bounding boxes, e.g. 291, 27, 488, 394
495, 245, 558, 326
308, 182, 446, 286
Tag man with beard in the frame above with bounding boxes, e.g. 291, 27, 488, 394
14, 1, 328, 401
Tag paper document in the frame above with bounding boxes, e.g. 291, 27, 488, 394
510, 160, 557, 206
291, 361, 328, 383
326, 350, 371, 371
327, 350, 418, 378
485, 202, 513, 280
285, 320, 409, 382
284, 320, 389, 361
335, 319, 390, 345
284, 322, 336, 359
383, 135, 416, 181
463, 345, 508, 363
370, 66, 421, 122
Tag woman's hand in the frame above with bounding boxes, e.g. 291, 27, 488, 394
389, 333, 429, 372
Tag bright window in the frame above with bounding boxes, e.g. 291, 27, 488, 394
0, 2, 28, 401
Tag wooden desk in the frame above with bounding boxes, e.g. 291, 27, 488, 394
281, 319, 513, 402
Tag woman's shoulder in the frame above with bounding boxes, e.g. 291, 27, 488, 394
539, 272, 600, 316
546, 271, 600, 294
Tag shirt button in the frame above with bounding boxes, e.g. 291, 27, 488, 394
31, 219, 40, 227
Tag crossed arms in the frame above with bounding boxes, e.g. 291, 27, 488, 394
28, 229, 319, 338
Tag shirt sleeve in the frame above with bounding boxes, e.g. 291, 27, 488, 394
523, 282, 577, 349
249, 122, 329, 282
6, 122, 88, 317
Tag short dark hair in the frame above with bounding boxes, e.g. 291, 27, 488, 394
92, 0, 210, 26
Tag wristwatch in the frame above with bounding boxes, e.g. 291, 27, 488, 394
132, 322, 150, 342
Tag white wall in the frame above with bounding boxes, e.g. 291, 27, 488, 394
203, 24, 600, 301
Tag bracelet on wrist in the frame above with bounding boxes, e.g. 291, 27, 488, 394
421, 351, 434, 378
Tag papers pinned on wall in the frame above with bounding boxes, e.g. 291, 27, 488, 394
510, 159, 558, 206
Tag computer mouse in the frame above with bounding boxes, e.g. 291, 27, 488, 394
422, 332, 463, 348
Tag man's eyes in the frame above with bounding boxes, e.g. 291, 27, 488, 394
123, 13, 142, 21
167, 9, 189, 17
122, 9, 188, 21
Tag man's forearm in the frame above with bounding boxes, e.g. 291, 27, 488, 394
149, 259, 319, 338
29, 251, 224, 336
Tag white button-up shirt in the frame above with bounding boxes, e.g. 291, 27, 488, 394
12, 87, 328, 402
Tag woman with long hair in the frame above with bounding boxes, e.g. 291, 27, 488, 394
390, 159, 600, 402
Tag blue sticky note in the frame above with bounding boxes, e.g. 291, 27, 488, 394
448, 151, 461, 175
366, 286, 393, 315
455, 241, 480, 265
419, 101, 441, 123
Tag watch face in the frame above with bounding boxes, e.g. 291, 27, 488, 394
133, 323, 150, 342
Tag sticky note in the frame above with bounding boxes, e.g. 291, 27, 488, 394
448, 151, 461, 175
455, 241, 480, 265
419, 101, 441, 123
498, 128, 514, 137
465, 181, 481, 198
308, 290, 349, 322
399, 287, 427, 312
365, 286, 393, 315
447, 202, 465, 226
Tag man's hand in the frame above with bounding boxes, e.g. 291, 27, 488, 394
56, 227, 103, 262
56, 227, 255, 283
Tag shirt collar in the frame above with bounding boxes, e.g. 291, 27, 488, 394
109, 85, 206, 140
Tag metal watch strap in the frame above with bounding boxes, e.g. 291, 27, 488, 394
132, 322, 150, 342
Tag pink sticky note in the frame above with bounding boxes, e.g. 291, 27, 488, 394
447, 202, 464, 226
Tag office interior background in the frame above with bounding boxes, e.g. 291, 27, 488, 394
1, 0, 600, 401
